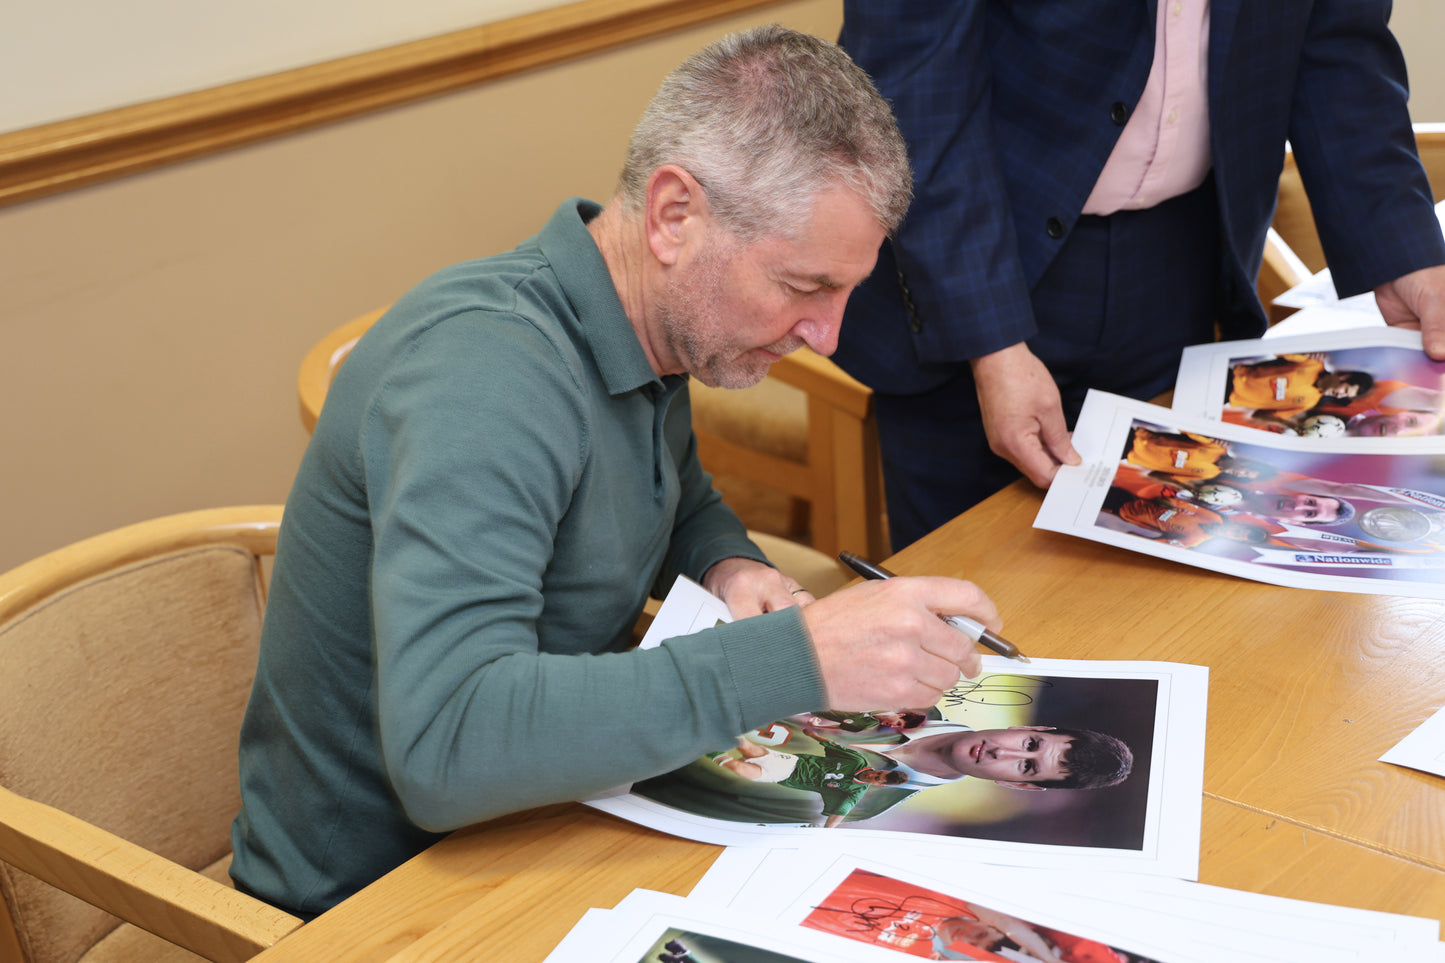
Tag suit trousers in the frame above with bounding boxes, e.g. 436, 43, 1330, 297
875, 179, 1222, 550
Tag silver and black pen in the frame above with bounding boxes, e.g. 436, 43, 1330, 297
837, 550, 1031, 663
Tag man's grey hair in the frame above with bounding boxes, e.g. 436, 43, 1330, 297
615, 24, 912, 241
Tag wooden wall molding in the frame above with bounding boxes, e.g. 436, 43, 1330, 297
0, 0, 785, 209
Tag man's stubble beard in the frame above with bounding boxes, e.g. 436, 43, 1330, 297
657, 237, 797, 390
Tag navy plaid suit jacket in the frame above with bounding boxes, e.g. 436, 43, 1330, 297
835, 0, 1445, 395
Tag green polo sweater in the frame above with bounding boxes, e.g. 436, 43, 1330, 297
231, 199, 824, 917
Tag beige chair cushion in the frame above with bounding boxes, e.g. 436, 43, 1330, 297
690, 378, 807, 462
692, 379, 810, 539
0, 547, 265, 963
747, 532, 850, 598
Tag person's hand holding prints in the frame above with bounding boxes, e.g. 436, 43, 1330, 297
800, 576, 999, 710
1376, 263, 1445, 360
704, 556, 814, 619
970, 342, 1081, 488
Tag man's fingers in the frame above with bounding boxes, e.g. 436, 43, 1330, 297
911, 648, 964, 693
989, 415, 1074, 487
803, 575, 1001, 710
1012, 442, 1063, 488
1041, 422, 1082, 468
767, 586, 814, 612
915, 620, 985, 684
1421, 324, 1445, 362
1376, 265, 1445, 361
913, 575, 1002, 635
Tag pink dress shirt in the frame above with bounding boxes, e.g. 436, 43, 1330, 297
1083, 0, 1212, 215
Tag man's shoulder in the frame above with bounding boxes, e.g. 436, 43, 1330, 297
405, 241, 568, 329
374, 245, 587, 370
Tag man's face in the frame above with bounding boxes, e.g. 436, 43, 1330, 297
1195, 483, 1244, 508
1319, 376, 1362, 399
942, 726, 1073, 786
1258, 492, 1342, 524
655, 186, 885, 388
1350, 411, 1442, 437
935, 917, 1005, 950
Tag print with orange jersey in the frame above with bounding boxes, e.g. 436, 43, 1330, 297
801, 868, 1145, 963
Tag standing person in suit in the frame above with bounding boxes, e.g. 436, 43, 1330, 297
834, 0, 1445, 550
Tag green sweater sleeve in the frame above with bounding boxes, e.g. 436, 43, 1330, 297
651, 384, 771, 589
362, 314, 824, 831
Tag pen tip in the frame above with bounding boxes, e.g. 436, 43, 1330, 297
1015, 654, 1032, 663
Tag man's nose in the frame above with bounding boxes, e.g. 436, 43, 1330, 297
794, 302, 844, 356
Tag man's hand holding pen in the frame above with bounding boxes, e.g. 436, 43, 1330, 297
839, 552, 1031, 663
799, 576, 1000, 711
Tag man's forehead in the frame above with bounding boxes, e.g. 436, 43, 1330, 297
772, 189, 884, 269
766, 235, 881, 289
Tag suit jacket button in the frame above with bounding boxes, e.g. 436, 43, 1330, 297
1110, 101, 1129, 125
1046, 216, 1066, 239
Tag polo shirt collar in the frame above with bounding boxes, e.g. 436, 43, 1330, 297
539, 198, 664, 397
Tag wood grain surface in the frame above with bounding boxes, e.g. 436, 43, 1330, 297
250, 480, 1445, 959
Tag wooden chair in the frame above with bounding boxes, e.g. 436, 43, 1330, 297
298, 306, 886, 565
1256, 226, 1314, 326
0, 507, 303, 963
688, 352, 886, 560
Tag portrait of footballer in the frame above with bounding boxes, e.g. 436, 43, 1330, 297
630, 671, 1160, 852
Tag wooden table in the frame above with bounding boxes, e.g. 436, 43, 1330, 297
889, 482, 1445, 875
253, 482, 1445, 960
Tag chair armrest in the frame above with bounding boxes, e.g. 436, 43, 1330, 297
0, 787, 301, 963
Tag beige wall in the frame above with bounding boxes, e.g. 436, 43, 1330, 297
1, 0, 578, 133
1, 1, 1439, 572
1395, 0, 1445, 123
0, 0, 842, 572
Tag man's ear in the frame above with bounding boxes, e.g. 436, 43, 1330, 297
994, 781, 1047, 792
645, 165, 705, 266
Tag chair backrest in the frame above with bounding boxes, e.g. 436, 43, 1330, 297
0, 507, 301, 963
298, 308, 888, 561
689, 351, 886, 559
1256, 227, 1312, 326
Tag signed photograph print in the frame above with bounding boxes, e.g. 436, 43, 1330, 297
1219, 346, 1445, 438
1039, 391, 1445, 598
605, 579, 1207, 878
636, 929, 814, 963
631, 671, 1157, 851
801, 867, 1163, 963
1172, 328, 1445, 443
1113, 421, 1445, 580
